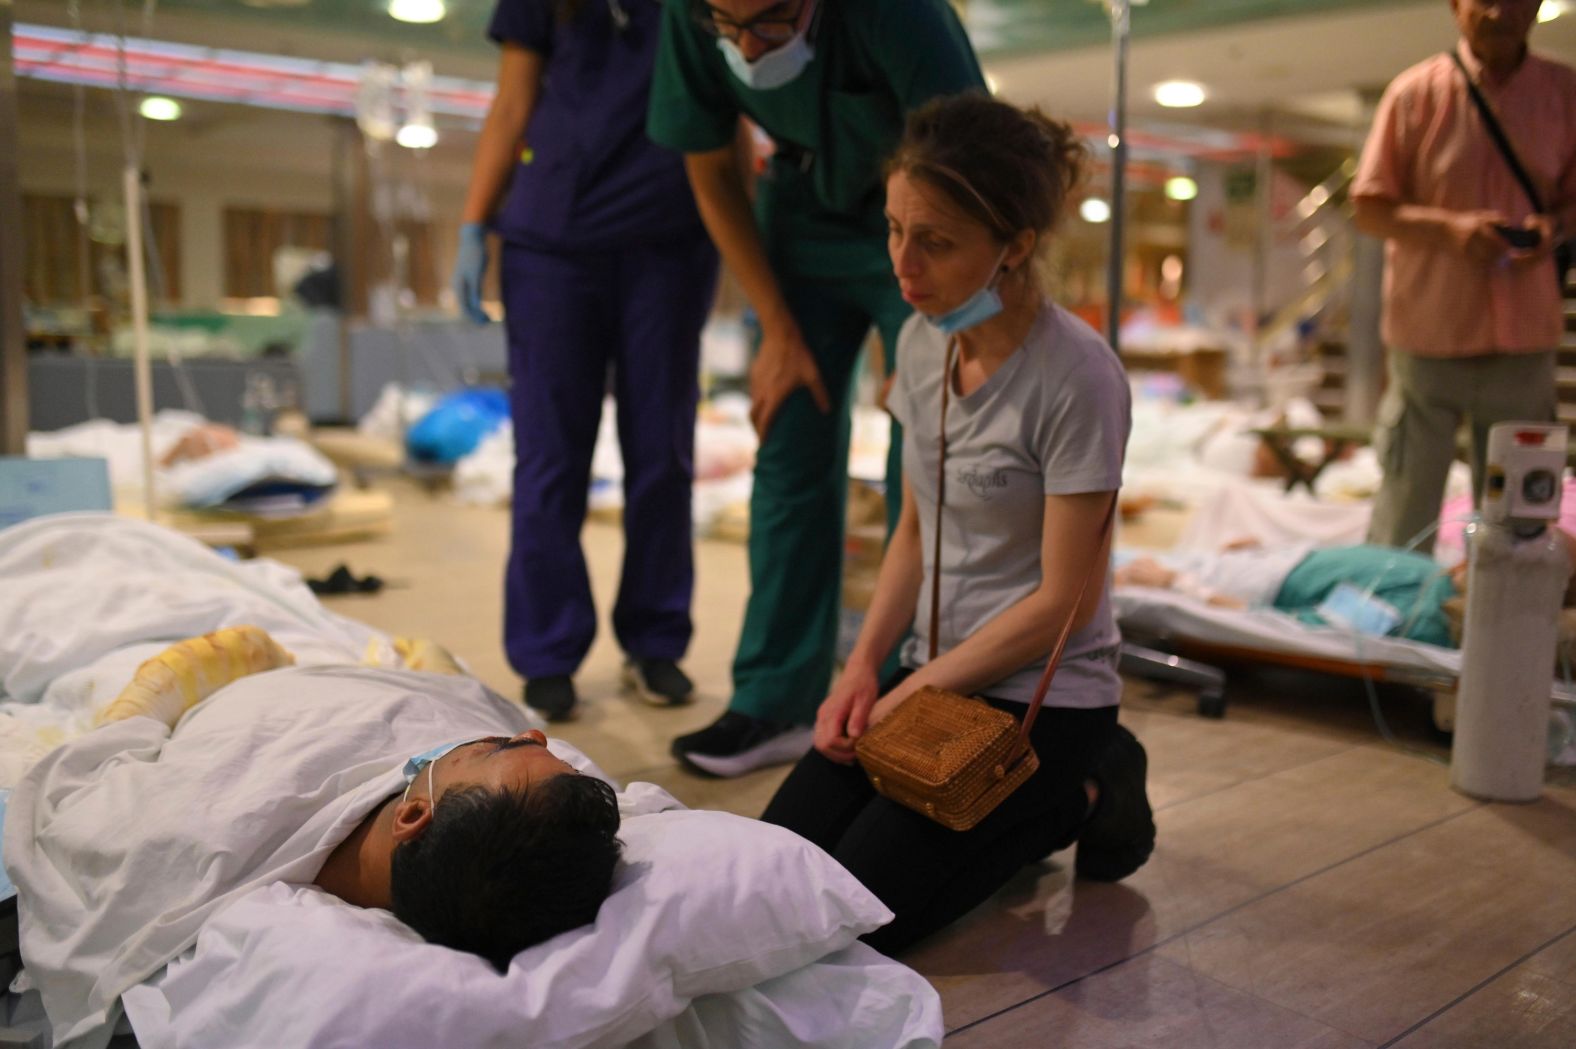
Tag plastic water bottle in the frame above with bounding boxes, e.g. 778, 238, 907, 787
240, 373, 276, 435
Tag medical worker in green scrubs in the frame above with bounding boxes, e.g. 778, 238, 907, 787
648, 0, 984, 776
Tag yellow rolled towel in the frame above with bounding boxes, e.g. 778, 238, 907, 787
361, 635, 465, 676
391, 636, 466, 676
95, 626, 295, 728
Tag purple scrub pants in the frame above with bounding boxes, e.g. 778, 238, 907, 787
499, 235, 718, 679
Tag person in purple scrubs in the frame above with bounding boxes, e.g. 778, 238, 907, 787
455, 0, 720, 721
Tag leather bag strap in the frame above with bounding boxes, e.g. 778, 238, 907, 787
929, 337, 1118, 743
928, 339, 954, 663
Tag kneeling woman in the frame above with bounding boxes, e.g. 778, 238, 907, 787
761, 94, 1154, 954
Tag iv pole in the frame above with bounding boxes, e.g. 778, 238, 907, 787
1104, 0, 1131, 354
112, 0, 160, 521
125, 166, 156, 521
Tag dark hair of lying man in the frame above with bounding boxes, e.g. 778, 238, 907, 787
390, 773, 622, 971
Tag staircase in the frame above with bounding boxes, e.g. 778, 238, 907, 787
1316, 266, 1576, 426
1311, 338, 1349, 418
1561, 277, 1576, 428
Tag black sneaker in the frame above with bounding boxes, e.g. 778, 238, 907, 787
1076, 724, 1156, 881
524, 675, 577, 722
671, 711, 814, 778
623, 658, 694, 706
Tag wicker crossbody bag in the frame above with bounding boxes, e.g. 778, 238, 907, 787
854, 338, 1117, 832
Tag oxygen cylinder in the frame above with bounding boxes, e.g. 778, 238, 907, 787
1452, 524, 1569, 800
1450, 422, 1570, 802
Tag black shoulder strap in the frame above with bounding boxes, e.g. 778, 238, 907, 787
1449, 50, 1547, 214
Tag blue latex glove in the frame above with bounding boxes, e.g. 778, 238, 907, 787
452, 221, 491, 325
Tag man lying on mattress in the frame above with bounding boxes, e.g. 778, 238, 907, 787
1116, 530, 1576, 648
3, 627, 623, 1045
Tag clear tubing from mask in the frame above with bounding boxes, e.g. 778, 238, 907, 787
1344, 513, 1474, 763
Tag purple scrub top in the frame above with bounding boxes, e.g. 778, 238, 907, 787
488, 0, 706, 251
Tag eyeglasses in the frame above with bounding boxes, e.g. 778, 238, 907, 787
692, 2, 805, 44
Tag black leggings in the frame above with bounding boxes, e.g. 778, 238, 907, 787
759, 686, 1117, 954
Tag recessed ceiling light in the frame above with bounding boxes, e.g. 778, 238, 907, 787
1538, 1, 1566, 23
396, 123, 438, 149
1154, 80, 1206, 108
1165, 176, 1198, 202
388, 0, 446, 25
138, 96, 181, 121
1080, 198, 1112, 224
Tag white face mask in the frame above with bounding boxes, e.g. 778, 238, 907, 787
716, 30, 814, 90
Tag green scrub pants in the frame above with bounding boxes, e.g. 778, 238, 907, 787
730, 268, 912, 724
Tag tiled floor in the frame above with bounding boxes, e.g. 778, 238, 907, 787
270, 479, 1576, 1048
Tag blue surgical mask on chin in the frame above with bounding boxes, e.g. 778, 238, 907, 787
402, 739, 472, 785
925, 248, 1012, 337
717, 32, 814, 91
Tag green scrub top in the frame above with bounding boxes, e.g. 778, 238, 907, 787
648, 0, 985, 278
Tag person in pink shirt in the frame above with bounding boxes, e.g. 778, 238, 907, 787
1353, 0, 1575, 553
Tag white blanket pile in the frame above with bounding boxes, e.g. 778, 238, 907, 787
0, 513, 384, 785
27, 411, 336, 512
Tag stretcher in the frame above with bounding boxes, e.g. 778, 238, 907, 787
1114, 585, 1573, 730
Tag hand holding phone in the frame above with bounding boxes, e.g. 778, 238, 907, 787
1494, 223, 1543, 250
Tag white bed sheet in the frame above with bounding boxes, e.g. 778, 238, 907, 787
1120, 394, 1475, 554
0, 512, 389, 785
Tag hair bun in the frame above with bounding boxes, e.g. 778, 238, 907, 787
887, 92, 1087, 244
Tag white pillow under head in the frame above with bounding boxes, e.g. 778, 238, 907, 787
146, 806, 892, 1049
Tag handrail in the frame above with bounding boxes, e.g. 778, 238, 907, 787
1289, 158, 1356, 229
1256, 158, 1359, 349
1261, 251, 1355, 345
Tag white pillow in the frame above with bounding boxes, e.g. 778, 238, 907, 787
143, 808, 893, 1049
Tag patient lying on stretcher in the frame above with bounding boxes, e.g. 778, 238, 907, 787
1116, 543, 1460, 645
8, 627, 624, 1039
1117, 532, 1576, 649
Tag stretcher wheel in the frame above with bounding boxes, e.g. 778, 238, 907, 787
1197, 690, 1227, 719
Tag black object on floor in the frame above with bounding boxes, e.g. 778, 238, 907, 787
306, 564, 385, 596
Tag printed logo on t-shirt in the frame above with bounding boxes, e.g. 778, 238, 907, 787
957, 465, 1009, 500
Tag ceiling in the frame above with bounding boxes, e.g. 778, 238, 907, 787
993, 1, 1576, 138
12, 0, 1576, 171
71, 0, 1401, 60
